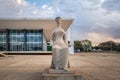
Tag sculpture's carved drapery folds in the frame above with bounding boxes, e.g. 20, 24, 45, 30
51, 17, 70, 70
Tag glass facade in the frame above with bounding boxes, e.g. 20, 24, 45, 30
0, 30, 7, 51
26, 30, 43, 51
9, 30, 25, 51
0, 29, 43, 51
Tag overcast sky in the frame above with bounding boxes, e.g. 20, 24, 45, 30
0, 0, 120, 46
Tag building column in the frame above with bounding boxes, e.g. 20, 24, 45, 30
6, 29, 10, 51
41, 29, 43, 51
24, 29, 27, 51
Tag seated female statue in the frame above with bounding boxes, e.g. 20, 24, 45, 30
50, 17, 70, 70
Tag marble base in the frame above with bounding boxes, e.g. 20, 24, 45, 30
41, 69, 83, 80
49, 69, 74, 74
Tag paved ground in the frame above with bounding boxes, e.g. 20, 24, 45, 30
0, 52, 120, 80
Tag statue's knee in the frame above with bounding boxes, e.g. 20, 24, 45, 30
63, 47, 69, 50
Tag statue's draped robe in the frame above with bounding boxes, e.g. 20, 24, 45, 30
51, 27, 69, 69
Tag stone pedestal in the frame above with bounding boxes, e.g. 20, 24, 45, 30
49, 69, 74, 74
41, 69, 83, 80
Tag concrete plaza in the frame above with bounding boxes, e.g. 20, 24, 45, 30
0, 52, 120, 80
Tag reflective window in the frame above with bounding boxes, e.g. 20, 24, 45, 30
0, 29, 43, 51
9, 30, 24, 51
26, 30, 43, 51
0, 30, 7, 51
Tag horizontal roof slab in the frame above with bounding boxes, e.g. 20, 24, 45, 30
0, 18, 74, 41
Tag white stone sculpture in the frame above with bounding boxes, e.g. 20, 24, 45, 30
50, 17, 70, 70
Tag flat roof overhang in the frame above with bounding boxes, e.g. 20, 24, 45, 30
0, 18, 74, 41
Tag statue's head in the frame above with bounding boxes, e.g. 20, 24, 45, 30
55, 17, 62, 25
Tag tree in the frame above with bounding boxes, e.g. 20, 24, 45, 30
98, 41, 118, 51
74, 40, 92, 52
116, 43, 120, 52
74, 41, 83, 51
81, 40, 92, 51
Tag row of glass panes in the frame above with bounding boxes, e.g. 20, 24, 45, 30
0, 30, 42, 34
10, 36, 24, 42
0, 43, 7, 51
10, 42, 24, 43
27, 42, 42, 43
9, 30, 24, 35
0, 31, 7, 51
9, 43, 42, 47
10, 43, 24, 51
9, 35, 42, 36
27, 36, 42, 42
9, 35, 24, 36
0, 35, 6, 36
9, 35, 42, 42
27, 35, 42, 36
9, 31, 42, 35
10, 33, 24, 35
0, 31, 6, 35
0, 30, 43, 51
27, 33, 42, 35
1, 36, 43, 42
27, 30, 41, 32
0, 35, 6, 42
9, 43, 42, 51
0, 44, 42, 51
9, 33, 42, 35
27, 43, 42, 51
9, 42, 42, 43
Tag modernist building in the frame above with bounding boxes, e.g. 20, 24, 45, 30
0, 18, 73, 52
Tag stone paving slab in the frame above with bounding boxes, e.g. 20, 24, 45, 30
0, 53, 120, 80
